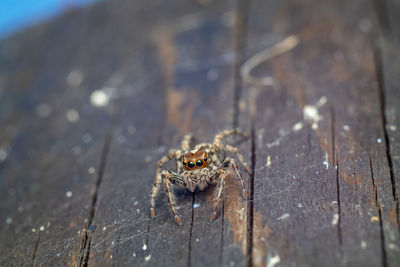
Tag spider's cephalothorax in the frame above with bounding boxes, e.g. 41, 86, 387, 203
150, 129, 250, 225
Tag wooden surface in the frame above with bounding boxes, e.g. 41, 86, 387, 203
0, 0, 399, 266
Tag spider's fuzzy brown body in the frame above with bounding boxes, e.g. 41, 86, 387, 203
150, 129, 250, 225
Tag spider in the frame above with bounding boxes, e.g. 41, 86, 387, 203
150, 129, 250, 225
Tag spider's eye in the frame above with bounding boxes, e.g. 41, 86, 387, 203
182, 161, 186, 166
196, 160, 203, 166
204, 157, 207, 162
188, 162, 195, 168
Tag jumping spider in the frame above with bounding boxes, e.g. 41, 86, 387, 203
150, 129, 250, 225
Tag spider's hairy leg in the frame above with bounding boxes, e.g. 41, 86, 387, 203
211, 169, 227, 221
181, 134, 193, 151
219, 144, 251, 174
163, 173, 183, 225
193, 143, 210, 151
150, 149, 181, 218
226, 157, 247, 199
213, 129, 249, 146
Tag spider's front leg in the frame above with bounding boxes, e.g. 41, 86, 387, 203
162, 170, 186, 225
221, 144, 251, 174
225, 157, 247, 199
150, 149, 181, 218
210, 169, 228, 221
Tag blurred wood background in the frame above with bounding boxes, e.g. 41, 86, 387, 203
0, 0, 399, 266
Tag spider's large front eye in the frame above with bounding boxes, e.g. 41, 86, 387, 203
196, 160, 203, 166
188, 162, 195, 168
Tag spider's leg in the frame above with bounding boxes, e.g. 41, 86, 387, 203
211, 169, 227, 221
150, 149, 181, 217
181, 134, 193, 151
218, 144, 251, 174
163, 172, 183, 225
193, 143, 210, 151
226, 157, 247, 199
213, 129, 248, 146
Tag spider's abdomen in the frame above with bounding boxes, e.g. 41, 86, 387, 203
184, 168, 211, 192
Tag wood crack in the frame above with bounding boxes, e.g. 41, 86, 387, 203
233, 0, 250, 129
219, 201, 225, 265
373, 39, 400, 232
246, 124, 255, 267
76, 101, 120, 267
370, 157, 388, 267
187, 193, 195, 267
231, 0, 253, 266
373, 0, 393, 40
30, 232, 40, 267
331, 108, 342, 247
335, 158, 342, 247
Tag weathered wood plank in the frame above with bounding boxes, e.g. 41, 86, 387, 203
86, 0, 251, 266
241, 0, 400, 266
376, 0, 400, 264
0, 6, 117, 266
1, 0, 400, 266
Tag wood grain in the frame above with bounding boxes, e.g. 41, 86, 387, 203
243, 0, 400, 266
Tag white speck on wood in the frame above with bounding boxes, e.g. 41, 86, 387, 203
88, 167, 96, 174
66, 109, 79, 123
266, 253, 280, 267
277, 213, 290, 220
266, 156, 271, 167
312, 123, 318, 130
331, 213, 339, 225
67, 69, 84, 87
0, 148, 8, 162
292, 122, 303, 131
90, 88, 113, 107
323, 152, 329, 170
303, 105, 322, 124
361, 241, 367, 249
316, 96, 327, 108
